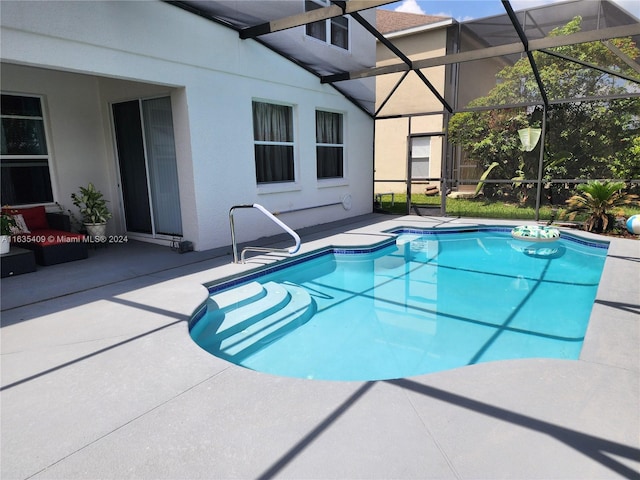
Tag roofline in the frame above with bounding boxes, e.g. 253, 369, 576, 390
383, 18, 456, 40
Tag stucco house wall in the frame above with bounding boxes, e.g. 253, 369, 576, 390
1, 0, 374, 250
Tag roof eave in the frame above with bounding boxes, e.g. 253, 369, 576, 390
383, 18, 456, 40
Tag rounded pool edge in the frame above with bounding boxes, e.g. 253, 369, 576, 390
188, 222, 610, 381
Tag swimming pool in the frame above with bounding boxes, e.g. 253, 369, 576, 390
190, 227, 608, 381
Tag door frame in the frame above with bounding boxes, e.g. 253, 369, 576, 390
110, 94, 183, 244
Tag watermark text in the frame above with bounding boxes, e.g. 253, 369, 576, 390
10, 235, 129, 244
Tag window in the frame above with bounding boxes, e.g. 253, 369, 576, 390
305, 0, 349, 50
253, 101, 295, 184
316, 110, 344, 179
410, 136, 431, 179
1, 94, 53, 205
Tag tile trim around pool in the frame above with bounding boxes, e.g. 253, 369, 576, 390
204, 225, 609, 298
388, 225, 610, 249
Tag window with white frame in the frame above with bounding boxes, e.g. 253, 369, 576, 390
1, 94, 54, 205
410, 136, 431, 179
305, 0, 349, 50
252, 101, 295, 184
316, 110, 344, 179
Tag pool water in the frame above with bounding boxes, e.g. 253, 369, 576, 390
191, 229, 608, 381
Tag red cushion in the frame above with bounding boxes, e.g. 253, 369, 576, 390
2, 206, 49, 230
13, 229, 85, 247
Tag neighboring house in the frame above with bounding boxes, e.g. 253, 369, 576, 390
374, 10, 454, 198
0, 0, 376, 251
374, 1, 639, 202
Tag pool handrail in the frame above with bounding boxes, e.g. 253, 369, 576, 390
229, 203, 301, 264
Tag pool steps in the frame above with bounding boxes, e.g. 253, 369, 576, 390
208, 281, 265, 310
192, 282, 288, 345
192, 281, 316, 361
213, 282, 289, 337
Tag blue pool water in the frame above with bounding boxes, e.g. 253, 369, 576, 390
190, 228, 608, 381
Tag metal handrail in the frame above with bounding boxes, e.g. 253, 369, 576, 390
229, 203, 301, 264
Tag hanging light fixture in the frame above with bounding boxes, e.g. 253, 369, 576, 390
518, 126, 542, 152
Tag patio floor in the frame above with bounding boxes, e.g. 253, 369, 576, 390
1, 214, 639, 479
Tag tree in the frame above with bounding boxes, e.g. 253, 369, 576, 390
448, 17, 640, 204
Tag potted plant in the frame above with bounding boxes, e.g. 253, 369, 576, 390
71, 183, 112, 240
0, 212, 17, 254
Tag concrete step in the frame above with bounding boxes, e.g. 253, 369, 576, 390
218, 283, 316, 361
192, 282, 317, 360
209, 281, 265, 310
191, 281, 269, 340
194, 282, 289, 347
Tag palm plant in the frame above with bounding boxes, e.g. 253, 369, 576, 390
565, 180, 638, 233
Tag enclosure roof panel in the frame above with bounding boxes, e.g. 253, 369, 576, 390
169, 0, 639, 116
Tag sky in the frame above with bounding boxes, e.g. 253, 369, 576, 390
382, 0, 640, 22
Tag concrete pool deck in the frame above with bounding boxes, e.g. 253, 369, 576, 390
1, 214, 638, 479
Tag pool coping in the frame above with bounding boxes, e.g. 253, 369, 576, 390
193, 224, 610, 380
202, 224, 610, 296
1, 215, 638, 479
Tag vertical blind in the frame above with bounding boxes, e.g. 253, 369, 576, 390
142, 97, 183, 236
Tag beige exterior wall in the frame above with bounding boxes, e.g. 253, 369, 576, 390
375, 117, 408, 193
455, 31, 511, 110
375, 26, 449, 195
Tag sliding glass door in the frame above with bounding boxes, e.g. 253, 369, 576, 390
112, 97, 182, 237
